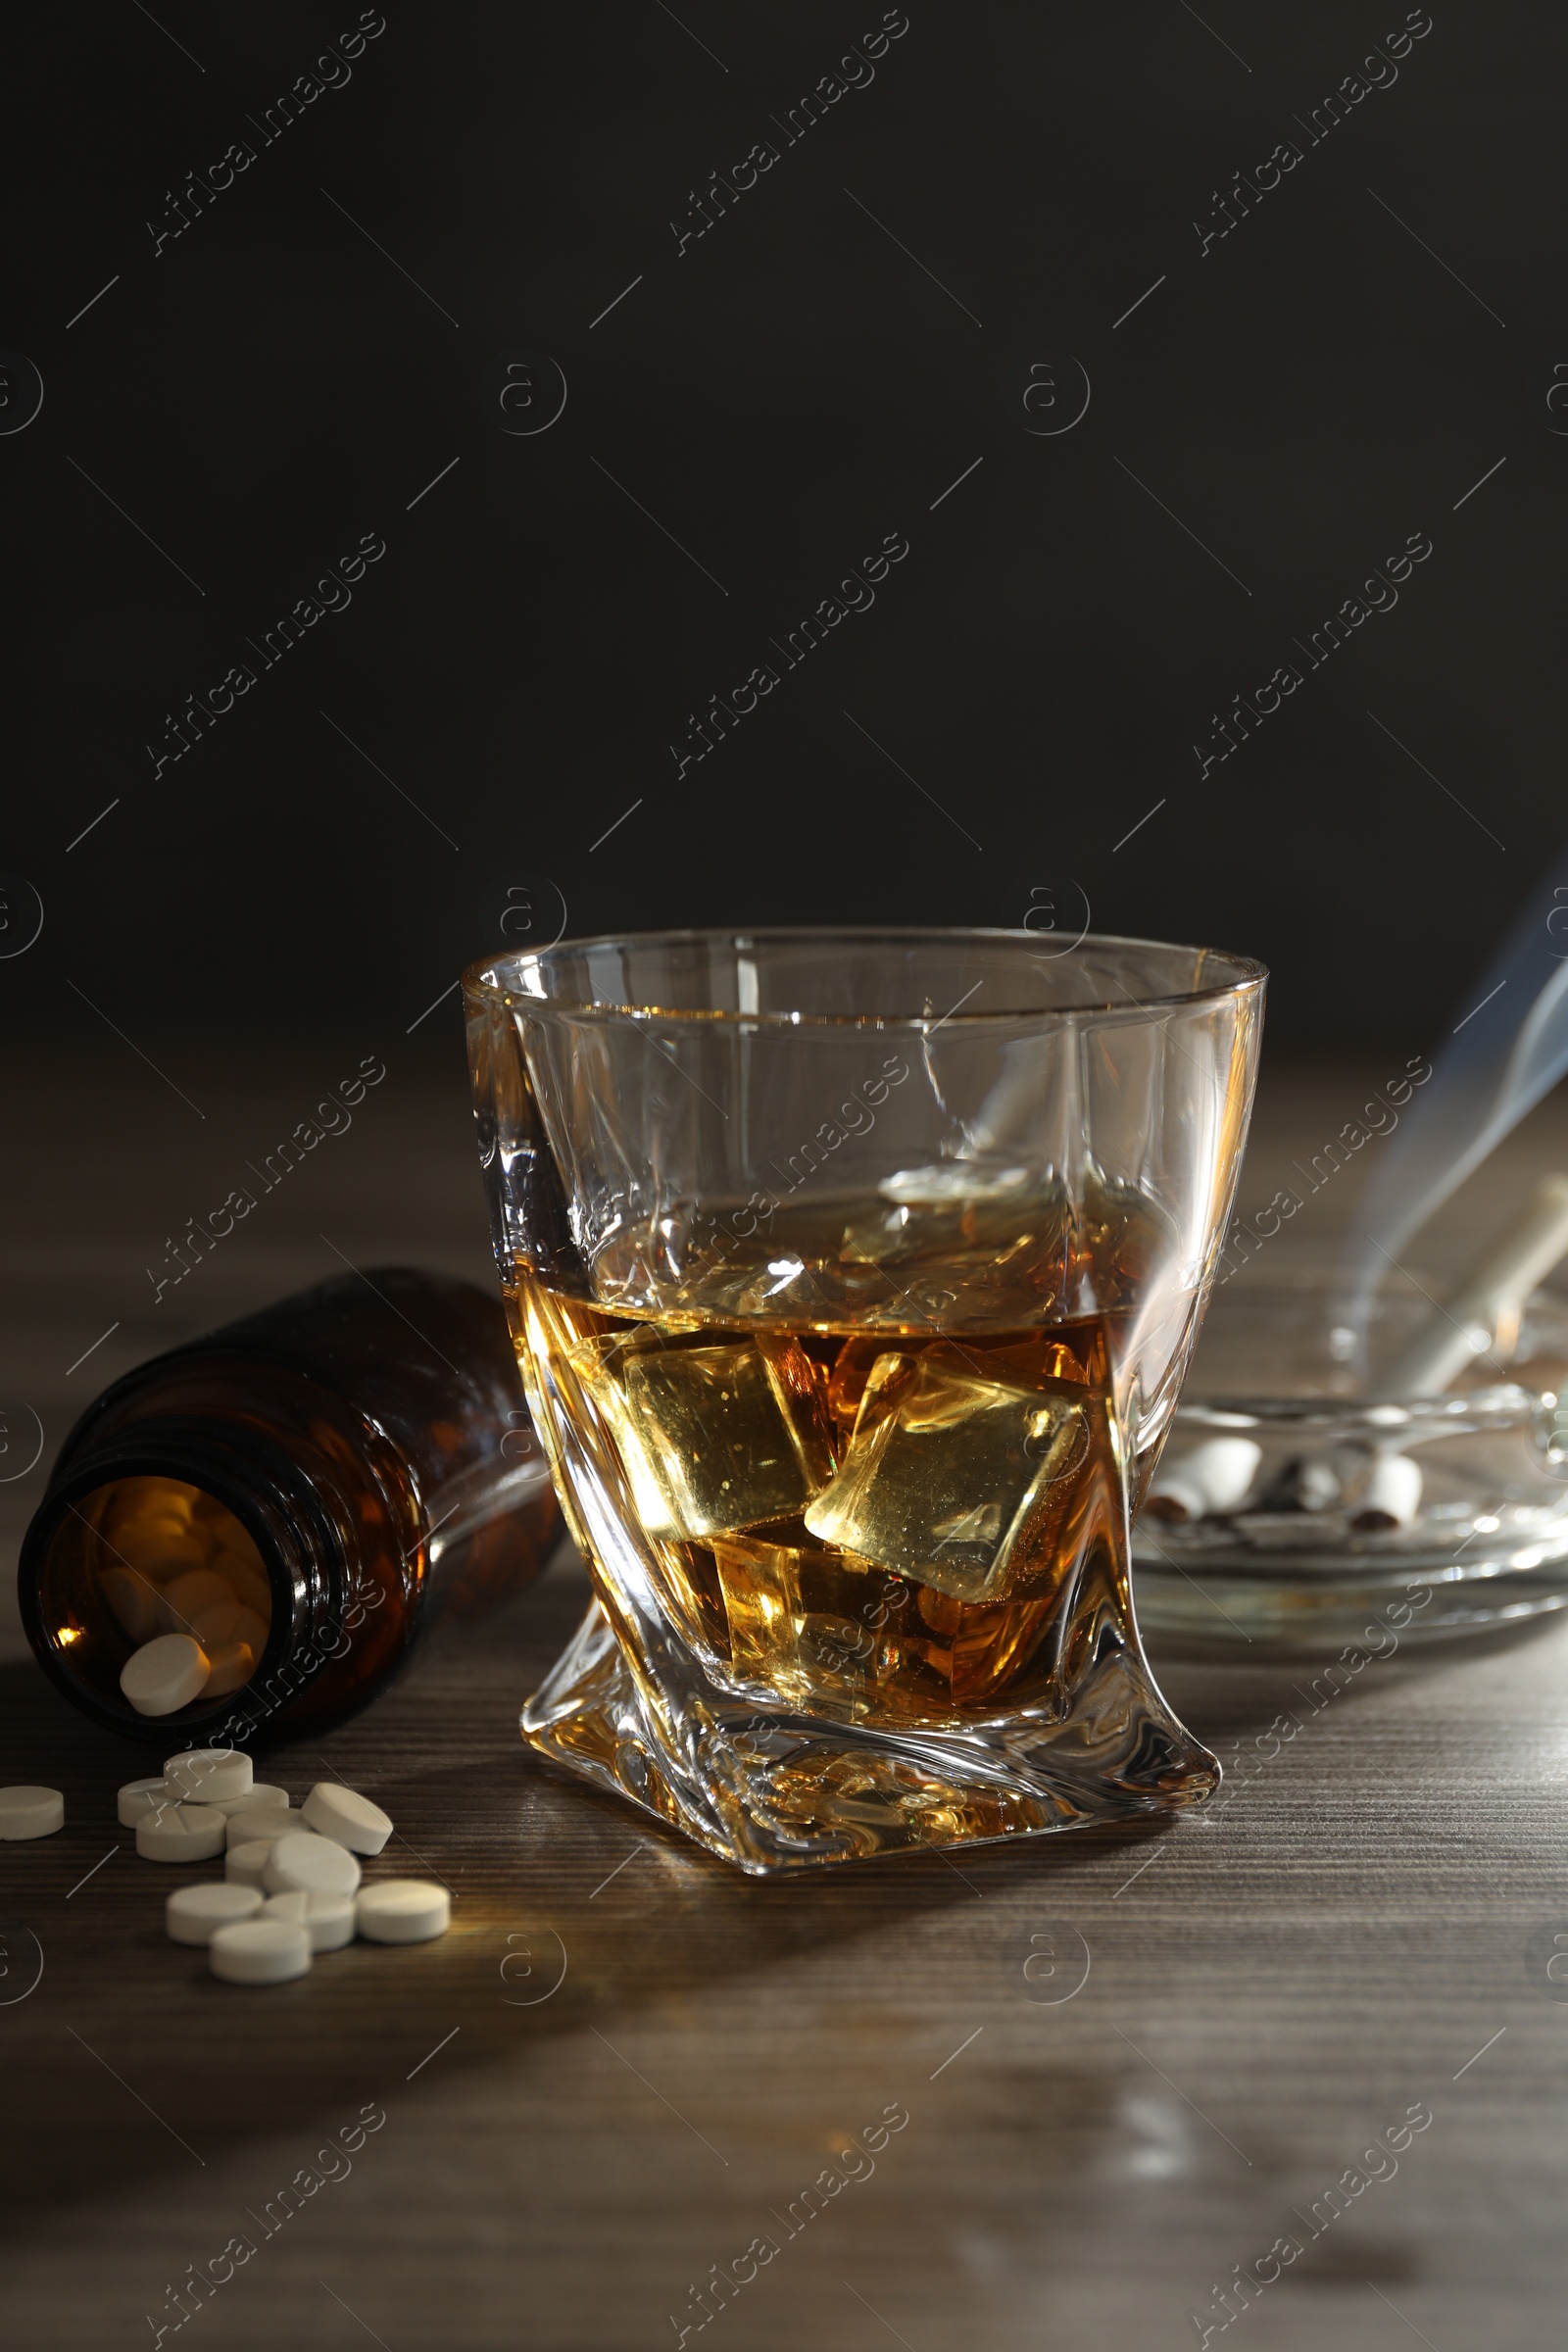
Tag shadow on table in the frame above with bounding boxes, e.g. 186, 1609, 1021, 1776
0, 1557, 1550, 2234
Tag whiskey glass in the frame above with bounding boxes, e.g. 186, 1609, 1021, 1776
466, 928, 1265, 1873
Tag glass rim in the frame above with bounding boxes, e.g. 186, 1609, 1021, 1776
462, 925, 1267, 1028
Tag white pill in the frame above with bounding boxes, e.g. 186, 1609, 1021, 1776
225, 1806, 296, 1843
265, 1830, 362, 1899
356, 1880, 450, 1944
1351, 1452, 1424, 1533
211, 1782, 288, 1820
233, 1579, 271, 1625
101, 1567, 163, 1643
118, 1776, 176, 1828
263, 1889, 357, 1952
225, 1840, 276, 1889
130, 1533, 208, 1579
1146, 1437, 1263, 1524
163, 1568, 237, 1628
215, 1553, 271, 1616
210, 1919, 313, 1984
0, 1786, 65, 1840
166, 1747, 253, 1803
166, 1881, 264, 1945
225, 1806, 295, 1851
227, 1606, 269, 1658
190, 1599, 244, 1646
302, 1783, 393, 1855
136, 1802, 226, 1862
200, 1640, 254, 1697
121, 1635, 209, 1717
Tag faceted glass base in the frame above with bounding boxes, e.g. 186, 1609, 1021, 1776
522, 1598, 1218, 1874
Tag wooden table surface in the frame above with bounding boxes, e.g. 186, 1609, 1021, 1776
4, 1042, 1567, 2350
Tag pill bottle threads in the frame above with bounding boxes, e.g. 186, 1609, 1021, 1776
19, 1269, 558, 1748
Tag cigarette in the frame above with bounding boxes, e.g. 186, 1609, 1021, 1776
1145, 1436, 1261, 1523
1349, 1452, 1423, 1533
1266, 1444, 1365, 1513
1241, 1440, 1424, 1534
1373, 1173, 1568, 1398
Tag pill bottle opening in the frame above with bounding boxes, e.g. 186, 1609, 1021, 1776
37, 1473, 276, 1718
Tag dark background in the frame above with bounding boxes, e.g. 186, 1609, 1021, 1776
1, 0, 1558, 1075
2, 27, 1566, 2345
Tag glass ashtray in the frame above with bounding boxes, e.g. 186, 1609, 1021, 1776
1131, 1273, 1568, 1650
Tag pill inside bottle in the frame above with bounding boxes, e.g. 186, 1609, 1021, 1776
18, 1269, 559, 1750
32, 1476, 274, 1721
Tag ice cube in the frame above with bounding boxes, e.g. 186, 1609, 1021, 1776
878, 1579, 1059, 1708
821, 1328, 1091, 1439
712, 1529, 1061, 1716
826, 1335, 900, 1432
804, 1348, 1092, 1602
585, 1335, 837, 1541
851, 1348, 921, 1434
756, 1334, 839, 1487
838, 1164, 1049, 1266
710, 1529, 894, 1708
961, 1330, 1099, 1389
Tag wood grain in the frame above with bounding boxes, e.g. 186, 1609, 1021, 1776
2, 1051, 1566, 2349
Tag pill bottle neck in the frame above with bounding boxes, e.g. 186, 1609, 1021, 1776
18, 1271, 558, 1748
19, 1404, 368, 1746
21, 1364, 422, 1749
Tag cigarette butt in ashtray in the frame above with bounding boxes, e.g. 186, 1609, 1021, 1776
1372, 1172, 1568, 1399
1240, 1440, 1421, 1531
1145, 1436, 1261, 1523
1262, 1444, 1370, 1514
1276, 1172, 1568, 1537
1145, 1182, 1568, 1537
1148, 1433, 1425, 1536
1348, 1451, 1424, 1533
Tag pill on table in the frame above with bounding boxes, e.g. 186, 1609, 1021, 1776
302, 1783, 393, 1856
166, 1882, 264, 1945
263, 1889, 357, 1952
121, 1635, 210, 1717
356, 1880, 450, 1944
210, 1919, 313, 1984
225, 1840, 276, 1889
201, 1640, 254, 1697
225, 1807, 294, 1851
211, 1783, 288, 1819
100, 1567, 163, 1643
166, 1747, 253, 1803
0, 1787, 65, 1840
265, 1831, 362, 1899
222, 1806, 297, 1843
118, 1777, 176, 1828
1145, 1436, 1263, 1524
136, 1802, 226, 1862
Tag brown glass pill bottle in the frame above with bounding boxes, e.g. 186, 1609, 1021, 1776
19, 1269, 559, 1749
